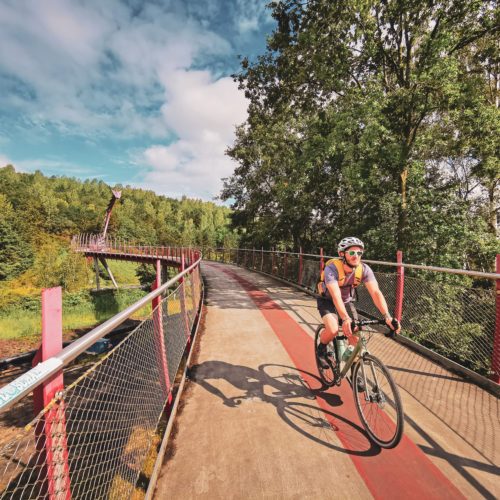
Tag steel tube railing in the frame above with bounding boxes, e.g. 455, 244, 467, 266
0, 257, 201, 413
205, 247, 500, 280
204, 246, 499, 384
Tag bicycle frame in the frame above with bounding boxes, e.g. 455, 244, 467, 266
338, 330, 367, 379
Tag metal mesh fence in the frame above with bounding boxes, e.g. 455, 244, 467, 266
0, 267, 202, 499
204, 248, 497, 378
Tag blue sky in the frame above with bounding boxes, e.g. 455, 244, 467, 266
0, 0, 275, 200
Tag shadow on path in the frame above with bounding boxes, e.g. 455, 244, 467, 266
189, 360, 380, 457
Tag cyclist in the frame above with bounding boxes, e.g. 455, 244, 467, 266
316, 237, 400, 367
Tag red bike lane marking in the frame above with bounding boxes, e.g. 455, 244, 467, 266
210, 264, 464, 500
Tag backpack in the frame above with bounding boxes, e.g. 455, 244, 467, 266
317, 258, 363, 296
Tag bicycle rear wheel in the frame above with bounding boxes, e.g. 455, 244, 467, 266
352, 354, 404, 448
314, 325, 336, 387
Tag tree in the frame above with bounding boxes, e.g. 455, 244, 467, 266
0, 194, 33, 280
223, 0, 499, 266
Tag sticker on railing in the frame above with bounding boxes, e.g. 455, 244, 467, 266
0, 358, 63, 409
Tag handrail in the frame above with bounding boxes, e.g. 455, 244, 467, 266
209, 247, 500, 280
0, 256, 202, 413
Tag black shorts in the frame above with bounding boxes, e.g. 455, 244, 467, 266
316, 297, 338, 318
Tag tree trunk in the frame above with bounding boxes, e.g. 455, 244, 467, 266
488, 183, 498, 236
397, 140, 410, 253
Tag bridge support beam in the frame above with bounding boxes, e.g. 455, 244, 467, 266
98, 257, 118, 289
94, 257, 100, 290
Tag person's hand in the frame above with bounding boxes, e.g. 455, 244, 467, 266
386, 317, 401, 334
341, 318, 352, 336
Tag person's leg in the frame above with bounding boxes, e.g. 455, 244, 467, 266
320, 313, 339, 344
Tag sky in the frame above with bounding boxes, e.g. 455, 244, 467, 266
0, 0, 276, 201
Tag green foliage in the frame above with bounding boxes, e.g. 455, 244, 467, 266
0, 288, 149, 340
0, 165, 239, 290
0, 194, 33, 280
404, 283, 495, 374
223, 0, 499, 270
136, 264, 157, 288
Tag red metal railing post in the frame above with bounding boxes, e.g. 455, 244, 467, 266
32, 287, 71, 499
152, 260, 172, 402
394, 250, 404, 327
261, 247, 264, 272
320, 247, 324, 272
491, 254, 500, 383
298, 246, 303, 286
284, 250, 288, 279
272, 248, 275, 275
180, 253, 191, 344
252, 247, 256, 269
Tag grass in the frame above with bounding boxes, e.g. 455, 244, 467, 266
0, 259, 186, 343
0, 288, 150, 341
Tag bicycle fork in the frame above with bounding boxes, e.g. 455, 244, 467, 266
360, 357, 386, 405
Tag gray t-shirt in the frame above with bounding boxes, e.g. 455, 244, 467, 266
323, 262, 376, 303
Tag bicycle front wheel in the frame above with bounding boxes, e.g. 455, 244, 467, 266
352, 354, 404, 448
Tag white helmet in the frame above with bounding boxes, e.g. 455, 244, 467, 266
338, 236, 365, 253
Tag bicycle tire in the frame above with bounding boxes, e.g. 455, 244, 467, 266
352, 354, 404, 448
314, 325, 336, 387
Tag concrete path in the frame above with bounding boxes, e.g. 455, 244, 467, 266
154, 263, 500, 499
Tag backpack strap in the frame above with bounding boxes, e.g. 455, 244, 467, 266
353, 263, 363, 287
317, 258, 363, 295
332, 259, 347, 286
336, 259, 363, 288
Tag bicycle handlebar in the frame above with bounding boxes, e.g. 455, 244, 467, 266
351, 319, 387, 327
350, 318, 400, 337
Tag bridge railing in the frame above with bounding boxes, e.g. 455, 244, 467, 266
0, 253, 203, 499
204, 247, 500, 386
72, 233, 197, 263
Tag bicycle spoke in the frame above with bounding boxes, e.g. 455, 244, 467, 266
353, 355, 404, 448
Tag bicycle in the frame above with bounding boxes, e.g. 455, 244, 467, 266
314, 318, 404, 448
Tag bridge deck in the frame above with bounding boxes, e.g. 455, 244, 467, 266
154, 262, 499, 499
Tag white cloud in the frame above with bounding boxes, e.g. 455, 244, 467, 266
234, 0, 272, 34
5, 157, 98, 177
0, 0, 232, 138
0, 154, 12, 167
0, 0, 267, 198
140, 70, 247, 200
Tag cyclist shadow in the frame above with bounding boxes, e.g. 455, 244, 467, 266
189, 360, 381, 457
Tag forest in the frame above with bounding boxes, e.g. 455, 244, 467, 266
222, 0, 499, 271
0, 165, 237, 344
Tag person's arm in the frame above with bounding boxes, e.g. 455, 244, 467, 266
364, 280, 401, 333
326, 282, 353, 336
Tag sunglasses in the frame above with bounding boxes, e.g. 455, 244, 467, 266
346, 250, 363, 256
